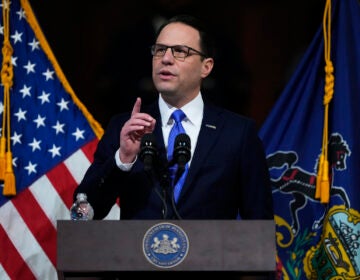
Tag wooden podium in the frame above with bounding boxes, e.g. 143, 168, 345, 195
57, 220, 276, 279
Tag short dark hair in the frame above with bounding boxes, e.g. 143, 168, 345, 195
154, 14, 215, 59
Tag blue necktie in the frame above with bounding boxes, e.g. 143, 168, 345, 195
167, 109, 188, 203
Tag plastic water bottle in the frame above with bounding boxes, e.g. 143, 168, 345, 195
70, 193, 94, 220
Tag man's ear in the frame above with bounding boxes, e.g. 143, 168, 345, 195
201, 57, 214, 78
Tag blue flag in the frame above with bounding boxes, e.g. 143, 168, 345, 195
259, 0, 360, 278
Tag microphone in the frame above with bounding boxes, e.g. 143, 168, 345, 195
139, 133, 158, 172
172, 133, 191, 171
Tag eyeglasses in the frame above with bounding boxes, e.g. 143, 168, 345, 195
151, 44, 207, 61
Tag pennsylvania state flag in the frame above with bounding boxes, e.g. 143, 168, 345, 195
259, 0, 360, 278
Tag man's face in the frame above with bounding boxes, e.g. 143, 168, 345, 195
152, 22, 213, 103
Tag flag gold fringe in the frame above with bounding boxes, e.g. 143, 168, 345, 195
1, 0, 16, 196
0, 137, 6, 179
316, 0, 334, 204
3, 151, 16, 195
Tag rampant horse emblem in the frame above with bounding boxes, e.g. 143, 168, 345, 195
268, 133, 360, 278
267, 133, 351, 235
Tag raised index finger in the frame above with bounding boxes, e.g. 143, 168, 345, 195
131, 97, 142, 116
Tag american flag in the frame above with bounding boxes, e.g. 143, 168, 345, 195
0, 1, 118, 279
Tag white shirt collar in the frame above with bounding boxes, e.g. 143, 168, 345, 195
159, 93, 204, 128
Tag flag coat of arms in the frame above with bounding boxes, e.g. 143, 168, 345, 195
0, 0, 115, 279
259, 0, 360, 278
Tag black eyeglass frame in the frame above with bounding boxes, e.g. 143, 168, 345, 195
151, 44, 208, 60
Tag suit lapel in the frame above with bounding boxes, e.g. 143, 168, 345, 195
177, 104, 225, 204
144, 101, 226, 205
144, 101, 166, 155
141, 102, 169, 195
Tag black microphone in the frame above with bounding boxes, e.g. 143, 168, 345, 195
139, 133, 158, 172
172, 133, 191, 171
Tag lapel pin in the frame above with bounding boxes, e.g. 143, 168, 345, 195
205, 124, 216, 129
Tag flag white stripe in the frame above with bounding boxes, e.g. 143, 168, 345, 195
0, 264, 11, 280
64, 148, 91, 184
104, 203, 121, 220
0, 201, 57, 279
31, 175, 70, 227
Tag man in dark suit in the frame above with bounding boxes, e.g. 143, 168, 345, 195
74, 14, 273, 221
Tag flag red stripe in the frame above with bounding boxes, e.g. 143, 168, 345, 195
0, 224, 36, 280
82, 138, 99, 162
11, 189, 57, 267
47, 162, 78, 209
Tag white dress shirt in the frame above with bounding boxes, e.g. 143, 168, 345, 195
116, 92, 204, 169
159, 93, 203, 166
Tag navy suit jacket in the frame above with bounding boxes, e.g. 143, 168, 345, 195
75, 100, 273, 220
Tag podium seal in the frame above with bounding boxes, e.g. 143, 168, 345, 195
143, 222, 189, 268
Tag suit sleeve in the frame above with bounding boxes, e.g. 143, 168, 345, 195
74, 114, 130, 219
238, 120, 274, 219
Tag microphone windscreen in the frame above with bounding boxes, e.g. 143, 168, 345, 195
174, 133, 191, 149
174, 133, 191, 168
140, 133, 158, 171
141, 133, 157, 148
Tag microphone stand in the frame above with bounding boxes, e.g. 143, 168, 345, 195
164, 158, 185, 220
139, 133, 189, 220
139, 134, 170, 219
156, 158, 183, 220
166, 133, 190, 220
170, 165, 184, 220
156, 158, 170, 219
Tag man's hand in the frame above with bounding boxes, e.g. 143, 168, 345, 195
119, 97, 156, 163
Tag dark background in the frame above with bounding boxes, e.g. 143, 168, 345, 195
29, 0, 325, 128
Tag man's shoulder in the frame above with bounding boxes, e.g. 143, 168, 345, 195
204, 101, 255, 125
